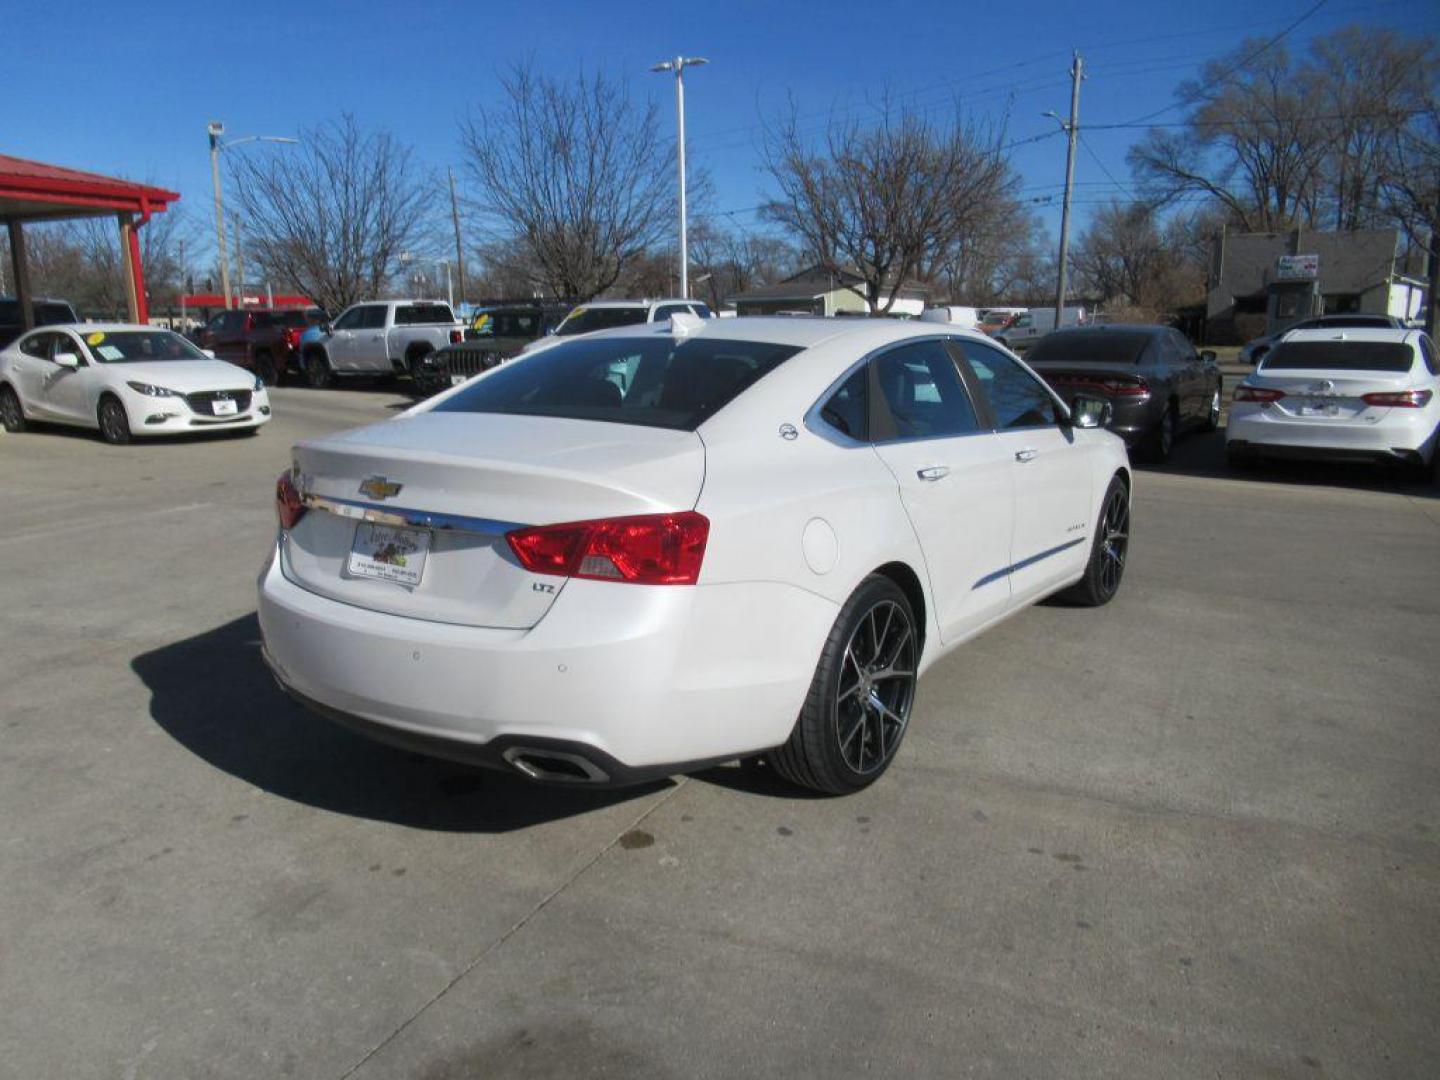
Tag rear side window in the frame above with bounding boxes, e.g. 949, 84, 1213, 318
873, 340, 981, 440
394, 303, 456, 326
958, 341, 1060, 429
433, 336, 802, 430
1263, 341, 1414, 373
35, 302, 75, 324
819, 366, 868, 441
1417, 335, 1438, 375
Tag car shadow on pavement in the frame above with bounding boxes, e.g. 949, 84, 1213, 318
130, 613, 668, 833
1136, 427, 1439, 499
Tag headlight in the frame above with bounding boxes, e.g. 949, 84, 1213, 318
126, 381, 177, 397
253, 375, 266, 391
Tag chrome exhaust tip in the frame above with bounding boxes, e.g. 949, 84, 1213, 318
502, 747, 609, 784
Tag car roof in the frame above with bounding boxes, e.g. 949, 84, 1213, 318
18, 322, 155, 334
1281, 327, 1418, 344
572, 299, 697, 310
566, 313, 1001, 351
1047, 324, 1166, 336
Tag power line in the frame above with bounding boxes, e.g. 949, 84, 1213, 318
1078, 133, 1131, 198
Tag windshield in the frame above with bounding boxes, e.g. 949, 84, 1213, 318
82, 330, 209, 363
556, 306, 648, 336
1027, 331, 1152, 366
1263, 340, 1414, 373
432, 335, 803, 430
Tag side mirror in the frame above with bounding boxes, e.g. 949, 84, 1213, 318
321, 323, 333, 335
1069, 393, 1112, 430
202, 349, 217, 359
1200, 349, 1217, 364
53, 351, 81, 369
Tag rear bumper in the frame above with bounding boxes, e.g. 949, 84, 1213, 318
1226, 406, 1437, 463
256, 543, 838, 782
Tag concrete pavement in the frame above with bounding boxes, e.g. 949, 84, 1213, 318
1, 387, 1436, 1078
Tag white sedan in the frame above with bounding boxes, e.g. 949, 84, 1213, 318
1227, 328, 1440, 477
0, 323, 270, 444
259, 317, 1131, 793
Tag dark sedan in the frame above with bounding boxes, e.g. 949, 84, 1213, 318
1025, 325, 1222, 462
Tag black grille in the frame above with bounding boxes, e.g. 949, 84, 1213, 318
434, 346, 503, 379
185, 390, 252, 416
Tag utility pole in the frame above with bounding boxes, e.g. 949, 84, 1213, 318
208, 121, 232, 309
651, 56, 708, 299
178, 238, 187, 328
448, 168, 467, 311
1052, 52, 1083, 328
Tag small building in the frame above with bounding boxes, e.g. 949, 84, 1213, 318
1207, 227, 1427, 344
728, 265, 931, 317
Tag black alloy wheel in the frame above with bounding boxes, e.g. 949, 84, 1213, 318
0, 386, 26, 433
769, 575, 919, 794
1061, 475, 1130, 607
97, 396, 132, 445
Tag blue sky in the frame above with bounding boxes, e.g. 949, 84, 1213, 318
5, 0, 1430, 263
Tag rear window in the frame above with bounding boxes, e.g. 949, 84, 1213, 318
1263, 340, 1414, 373
433, 335, 802, 430
556, 306, 647, 336
1294, 316, 1392, 330
1027, 331, 1153, 366
1, 300, 75, 325
394, 303, 456, 326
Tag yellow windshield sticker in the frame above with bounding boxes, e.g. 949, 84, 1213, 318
86, 331, 106, 345
473, 314, 491, 332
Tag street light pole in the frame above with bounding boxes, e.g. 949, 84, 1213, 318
206, 124, 299, 310
651, 56, 708, 299
207, 122, 231, 309
1048, 52, 1083, 328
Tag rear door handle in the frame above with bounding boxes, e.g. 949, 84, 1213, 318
1015, 448, 1037, 463
916, 466, 950, 482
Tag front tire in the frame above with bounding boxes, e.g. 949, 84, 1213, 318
768, 575, 919, 795
0, 385, 27, 433
1060, 475, 1130, 607
97, 395, 132, 445
304, 350, 334, 389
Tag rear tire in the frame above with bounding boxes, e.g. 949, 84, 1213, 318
304, 350, 334, 389
1060, 475, 1130, 607
97, 395, 132, 445
1141, 405, 1176, 463
768, 575, 919, 795
253, 349, 278, 386
0, 385, 26, 433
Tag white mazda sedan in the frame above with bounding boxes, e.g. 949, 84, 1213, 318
0, 324, 270, 444
259, 317, 1131, 793
1227, 327, 1440, 476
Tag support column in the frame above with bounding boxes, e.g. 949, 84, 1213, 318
7, 219, 35, 331
118, 213, 149, 324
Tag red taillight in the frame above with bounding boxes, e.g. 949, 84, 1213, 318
1234, 385, 1286, 403
276, 471, 306, 530
507, 512, 710, 585
281, 327, 299, 347
1048, 374, 1149, 397
1361, 389, 1432, 408
449, 329, 463, 344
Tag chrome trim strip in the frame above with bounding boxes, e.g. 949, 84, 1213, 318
302, 493, 526, 535
972, 536, 1086, 590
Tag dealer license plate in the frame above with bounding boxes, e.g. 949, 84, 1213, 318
450, 374, 468, 386
212, 398, 239, 416
348, 523, 430, 586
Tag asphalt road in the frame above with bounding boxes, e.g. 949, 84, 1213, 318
2, 386, 1437, 1079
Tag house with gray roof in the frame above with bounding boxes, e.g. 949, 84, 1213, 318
728, 265, 931, 317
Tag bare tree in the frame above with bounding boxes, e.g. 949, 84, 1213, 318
1070, 201, 1206, 317
1380, 99, 1440, 334
688, 221, 800, 310
1129, 40, 1326, 231
761, 97, 1012, 314
459, 64, 673, 302
227, 115, 432, 314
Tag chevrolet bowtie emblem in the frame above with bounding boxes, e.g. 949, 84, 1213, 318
359, 476, 403, 500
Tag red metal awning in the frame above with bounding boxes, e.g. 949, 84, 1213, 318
0, 153, 178, 221
182, 294, 315, 309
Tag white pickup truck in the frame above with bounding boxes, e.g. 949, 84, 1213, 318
300, 300, 463, 388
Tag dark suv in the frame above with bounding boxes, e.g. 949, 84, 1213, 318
197, 307, 327, 384
413, 303, 569, 395
0, 298, 78, 349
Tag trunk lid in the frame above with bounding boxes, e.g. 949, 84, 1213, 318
283, 412, 706, 628
1250, 367, 1415, 422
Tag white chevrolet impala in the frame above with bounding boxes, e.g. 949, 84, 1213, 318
259, 317, 1131, 793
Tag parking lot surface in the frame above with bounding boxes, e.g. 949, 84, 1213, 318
2, 386, 1437, 1078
